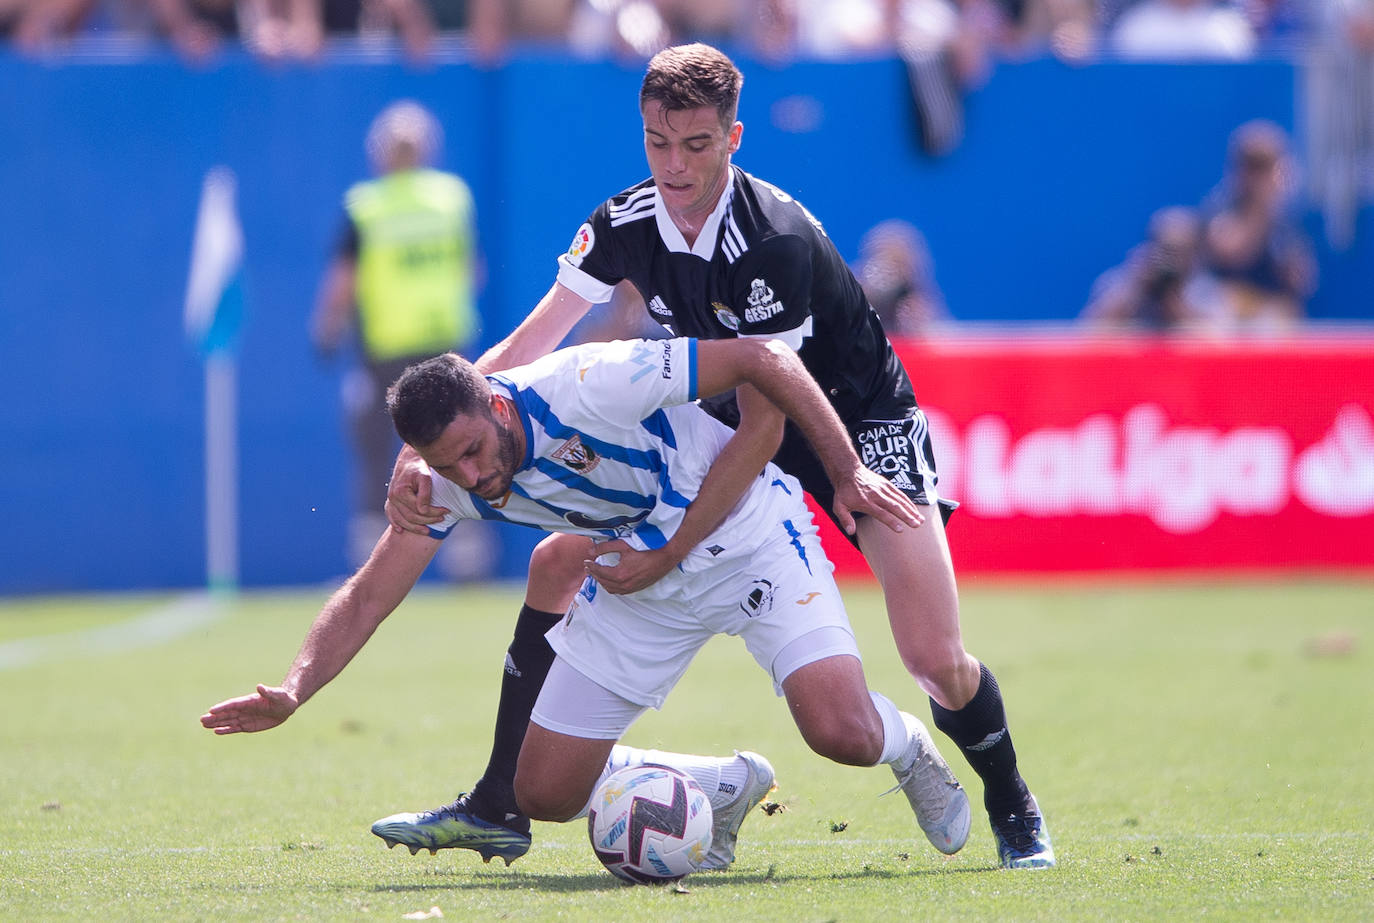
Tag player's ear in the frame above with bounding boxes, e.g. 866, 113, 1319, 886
727, 121, 743, 154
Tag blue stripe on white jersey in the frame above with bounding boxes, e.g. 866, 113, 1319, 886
424, 338, 808, 567
515, 384, 668, 473
639, 408, 678, 451
531, 456, 657, 510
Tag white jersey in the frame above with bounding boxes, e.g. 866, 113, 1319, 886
427, 338, 811, 575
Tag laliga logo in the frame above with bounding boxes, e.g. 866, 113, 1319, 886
927, 403, 1374, 533
566, 223, 594, 267
1294, 404, 1374, 516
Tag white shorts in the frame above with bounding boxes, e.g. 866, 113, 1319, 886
537, 511, 861, 727
532, 624, 862, 739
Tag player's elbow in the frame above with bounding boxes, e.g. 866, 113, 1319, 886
750, 336, 793, 370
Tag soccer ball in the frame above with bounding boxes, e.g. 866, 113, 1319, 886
587, 764, 713, 884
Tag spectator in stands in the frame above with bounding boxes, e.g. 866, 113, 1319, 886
321, 0, 434, 59
1200, 120, 1317, 330
3, 0, 93, 49
853, 219, 950, 337
467, 0, 684, 61
985, 0, 1100, 61
466, 0, 578, 61
555, 0, 756, 61
1306, 0, 1374, 249
237, 0, 321, 57
759, 0, 990, 154
0, 0, 20, 37
1236, 0, 1306, 47
4, 0, 229, 57
312, 100, 485, 570
766, 0, 987, 73
1110, 0, 1256, 59
1081, 206, 1227, 332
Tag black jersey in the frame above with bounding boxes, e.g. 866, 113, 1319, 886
555, 166, 915, 426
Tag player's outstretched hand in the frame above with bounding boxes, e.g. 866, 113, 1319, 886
582, 539, 678, 596
385, 446, 449, 535
831, 467, 925, 536
200, 684, 299, 735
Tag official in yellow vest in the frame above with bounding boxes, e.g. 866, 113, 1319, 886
313, 100, 482, 567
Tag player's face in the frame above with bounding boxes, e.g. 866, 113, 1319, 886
418, 399, 522, 501
642, 100, 742, 230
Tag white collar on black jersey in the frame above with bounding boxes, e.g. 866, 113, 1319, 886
654, 172, 736, 259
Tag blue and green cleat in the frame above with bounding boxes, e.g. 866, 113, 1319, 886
990, 794, 1055, 869
370, 793, 532, 866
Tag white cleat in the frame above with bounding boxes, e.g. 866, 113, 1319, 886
888, 712, 971, 855
700, 750, 776, 870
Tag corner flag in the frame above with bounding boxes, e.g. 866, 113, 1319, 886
184, 168, 244, 594
184, 167, 244, 356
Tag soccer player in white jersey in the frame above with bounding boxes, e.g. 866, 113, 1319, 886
201, 337, 971, 870
381, 44, 1054, 870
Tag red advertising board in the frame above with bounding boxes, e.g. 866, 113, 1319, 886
813, 336, 1374, 576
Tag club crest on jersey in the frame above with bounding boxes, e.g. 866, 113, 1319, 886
712, 302, 741, 331
744, 278, 782, 323
566, 223, 594, 267
552, 434, 600, 473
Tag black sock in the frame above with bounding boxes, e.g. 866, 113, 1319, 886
467, 604, 563, 821
929, 662, 1031, 818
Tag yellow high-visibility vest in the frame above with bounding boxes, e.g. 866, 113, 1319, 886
346, 168, 477, 361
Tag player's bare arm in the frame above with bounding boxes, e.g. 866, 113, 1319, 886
694, 339, 923, 535
475, 282, 595, 374
586, 382, 784, 594
386, 282, 596, 534
201, 528, 440, 734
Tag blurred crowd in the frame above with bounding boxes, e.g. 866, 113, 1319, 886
2, 0, 1371, 63
1080, 119, 1318, 334
851, 120, 1323, 337
5, 1, 1362, 334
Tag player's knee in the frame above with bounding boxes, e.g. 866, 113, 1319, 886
901, 646, 979, 709
799, 709, 884, 767
512, 770, 582, 823
526, 535, 589, 608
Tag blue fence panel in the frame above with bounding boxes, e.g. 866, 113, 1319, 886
0, 49, 1369, 593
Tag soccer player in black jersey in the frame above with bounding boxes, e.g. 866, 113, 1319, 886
377, 42, 1054, 870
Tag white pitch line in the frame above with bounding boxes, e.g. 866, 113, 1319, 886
0, 593, 228, 671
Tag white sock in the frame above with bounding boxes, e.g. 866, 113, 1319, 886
573, 745, 744, 819
870, 690, 912, 768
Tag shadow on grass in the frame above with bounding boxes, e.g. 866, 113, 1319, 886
364, 861, 1003, 895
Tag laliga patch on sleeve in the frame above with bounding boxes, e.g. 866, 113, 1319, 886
566, 223, 595, 266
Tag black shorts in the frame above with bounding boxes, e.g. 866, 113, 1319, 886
775, 405, 957, 546
699, 363, 956, 544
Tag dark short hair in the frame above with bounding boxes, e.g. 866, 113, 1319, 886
387, 353, 491, 447
640, 43, 743, 130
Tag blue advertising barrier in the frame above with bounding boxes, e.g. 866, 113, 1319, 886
0, 48, 1369, 593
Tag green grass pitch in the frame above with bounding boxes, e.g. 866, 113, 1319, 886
1, 577, 1370, 921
